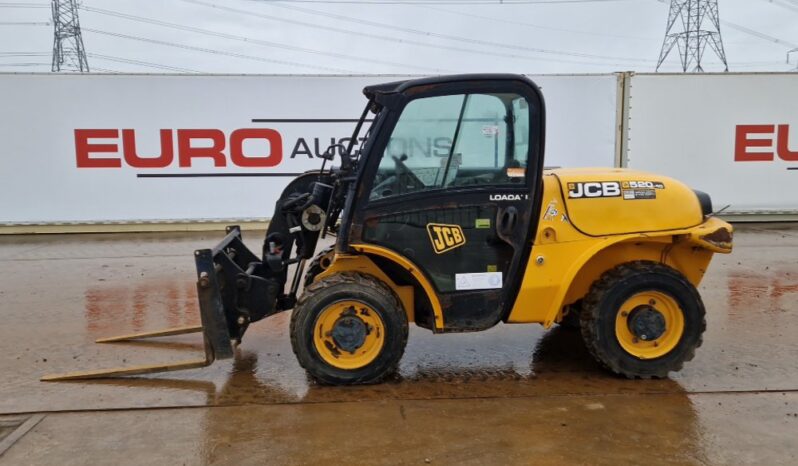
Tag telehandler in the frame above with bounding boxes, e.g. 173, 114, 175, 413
44, 74, 733, 384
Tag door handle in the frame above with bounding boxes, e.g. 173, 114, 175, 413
498, 206, 518, 237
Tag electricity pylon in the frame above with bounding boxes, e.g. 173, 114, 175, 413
51, 0, 89, 72
656, 0, 728, 72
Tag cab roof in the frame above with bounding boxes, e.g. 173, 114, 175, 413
362, 73, 538, 100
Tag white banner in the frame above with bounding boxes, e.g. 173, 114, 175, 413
624, 73, 798, 214
0, 74, 618, 223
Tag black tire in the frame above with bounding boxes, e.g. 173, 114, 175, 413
290, 272, 409, 385
303, 245, 335, 288
559, 300, 582, 330
580, 261, 706, 379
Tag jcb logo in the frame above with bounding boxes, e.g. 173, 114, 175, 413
567, 181, 621, 199
427, 223, 466, 254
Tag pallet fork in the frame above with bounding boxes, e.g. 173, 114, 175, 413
41, 233, 240, 381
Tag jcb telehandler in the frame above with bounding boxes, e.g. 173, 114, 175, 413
44, 74, 733, 384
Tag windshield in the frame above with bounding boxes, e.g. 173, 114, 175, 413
369, 92, 531, 201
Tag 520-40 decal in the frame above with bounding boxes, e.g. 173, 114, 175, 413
567, 181, 665, 200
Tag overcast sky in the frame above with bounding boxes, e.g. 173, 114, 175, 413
1, 0, 796, 75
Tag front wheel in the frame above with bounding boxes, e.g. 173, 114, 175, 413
580, 261, 706, 379
290, 272, 408, 385
303, 245, 335, 288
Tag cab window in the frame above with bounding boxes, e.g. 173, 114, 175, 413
369, 92, 531, 201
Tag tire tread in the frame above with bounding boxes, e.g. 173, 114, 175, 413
290, 272, 409, 385
579, 261, 706, 379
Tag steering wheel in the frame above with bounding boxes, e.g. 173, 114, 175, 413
370, 155, 426, 199
390, 154, 425, 195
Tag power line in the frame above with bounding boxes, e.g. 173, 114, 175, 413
251, 0, 632, 3
1, 49, 183, 73
82, 28, 356, 73
723, 20, 798, 49
422, 5, 764, 47
0, 21, 50, 25
86, 53, 202, 73
79, 5, 449, 72
250, 0, 653, 63
760, 0, 798, 13
0, 62, 51, 66
0, 51, 50, 56
728, 62, 793, 68
90, 67, 120, 73
419, 5, 661, 42
0, 3, 50, 8
185, 0, 654, 67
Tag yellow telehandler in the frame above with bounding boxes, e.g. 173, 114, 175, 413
44, 74, 732, 384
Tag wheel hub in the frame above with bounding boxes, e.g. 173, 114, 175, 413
314, 300, 385, 370
627, 306, 666, 341
331, 314, 368, 353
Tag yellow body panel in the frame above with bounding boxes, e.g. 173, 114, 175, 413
553, 168, 704, 236
507, 171, 732, 327
316, 244, 446, 330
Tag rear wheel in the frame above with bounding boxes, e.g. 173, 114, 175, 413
580, 261, 705, 379
291, 272, 408, 385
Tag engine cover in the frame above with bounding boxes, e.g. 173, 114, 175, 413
550, 168, 704, 236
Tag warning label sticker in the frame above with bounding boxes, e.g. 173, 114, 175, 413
481, 125, 500, 136
622, 189, 657, 200
455, 272, 503, 290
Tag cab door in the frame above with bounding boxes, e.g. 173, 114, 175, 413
347, 78, 545, 331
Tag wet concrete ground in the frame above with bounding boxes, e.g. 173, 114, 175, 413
0, 224, 797, 464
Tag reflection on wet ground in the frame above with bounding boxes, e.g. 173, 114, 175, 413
76, 325, 666, 407
1, 224, 797, 464
84, 281, 199, 335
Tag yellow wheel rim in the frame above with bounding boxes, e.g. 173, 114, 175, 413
313, 300, 385, 370
615, 291, 685, 359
